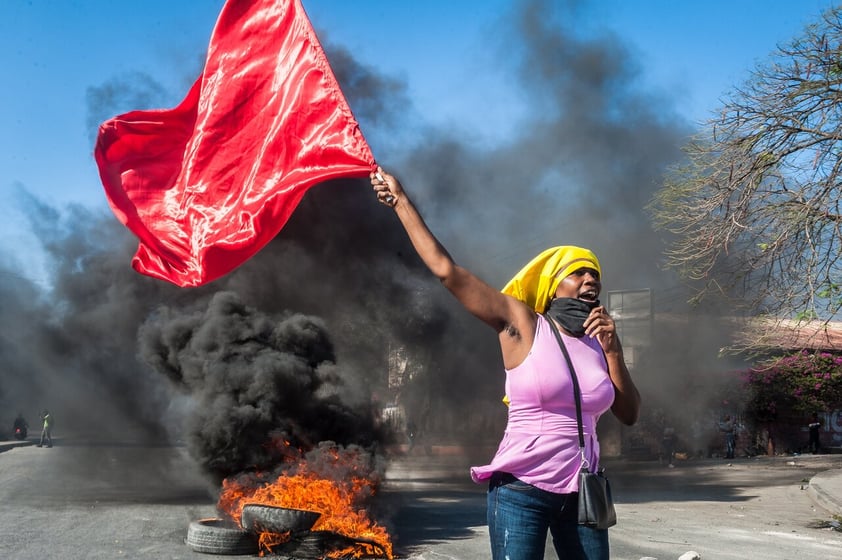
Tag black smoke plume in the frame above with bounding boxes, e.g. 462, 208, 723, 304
137, 291, 384, 481
0, 0, 743, 481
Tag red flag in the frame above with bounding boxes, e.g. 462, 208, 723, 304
94, 0, 375, 287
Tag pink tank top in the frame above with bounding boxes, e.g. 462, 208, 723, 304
470, 314, 615, 493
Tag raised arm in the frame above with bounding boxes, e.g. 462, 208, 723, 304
371, 167, 535, 366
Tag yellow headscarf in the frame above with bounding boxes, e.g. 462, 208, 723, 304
501, 246, 601, 314
500, 246, 601, 407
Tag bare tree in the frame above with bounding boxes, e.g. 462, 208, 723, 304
649, 6, 842, 347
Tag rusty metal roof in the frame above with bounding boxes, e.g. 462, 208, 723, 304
735, 318, 842, 352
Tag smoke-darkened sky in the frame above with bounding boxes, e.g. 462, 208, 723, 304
0, 0, 799, 478
2, 1, 832, 256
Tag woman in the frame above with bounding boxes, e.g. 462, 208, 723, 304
371, 167, 641, 560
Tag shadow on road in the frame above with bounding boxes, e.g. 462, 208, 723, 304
606, 456, 839, 505
377, 451, 842, 556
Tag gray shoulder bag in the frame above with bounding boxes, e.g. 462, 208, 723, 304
544, 314, 617, 530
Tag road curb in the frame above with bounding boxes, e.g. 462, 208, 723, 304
0, 440, 36, 453
808, 469, 842, 516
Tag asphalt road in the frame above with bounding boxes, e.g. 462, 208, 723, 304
1, 440, 841, 560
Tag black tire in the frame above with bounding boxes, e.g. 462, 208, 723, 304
185, 518, 259, 555
241, 504, 321, 534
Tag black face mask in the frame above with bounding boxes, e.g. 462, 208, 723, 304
546, 297, 599, 337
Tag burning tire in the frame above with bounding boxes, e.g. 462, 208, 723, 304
185, 518, 259, 555
241, 504, 321, 534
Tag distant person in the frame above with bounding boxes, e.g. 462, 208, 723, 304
406, 420, 417, 453
719, 415, 736, 459
807, 413, 822, 454
13, 413, 28, 440
661, 425, 676, 468
37, 409, 53, 448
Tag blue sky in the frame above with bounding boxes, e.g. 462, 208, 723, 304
0, 0, 836, 283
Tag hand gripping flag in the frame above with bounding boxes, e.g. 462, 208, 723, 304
94, 0, 375, 287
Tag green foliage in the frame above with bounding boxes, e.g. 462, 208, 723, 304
744, 350, 842, 421
794, 310, 819, 321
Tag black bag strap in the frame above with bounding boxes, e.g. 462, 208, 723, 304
543, 314, 590, 471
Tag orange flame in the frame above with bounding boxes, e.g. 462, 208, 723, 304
217, 446, 393, 558
258, 530, 291, 551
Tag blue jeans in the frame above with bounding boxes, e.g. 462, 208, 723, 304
487, 473, 609, 560
725, 434, 736, 458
